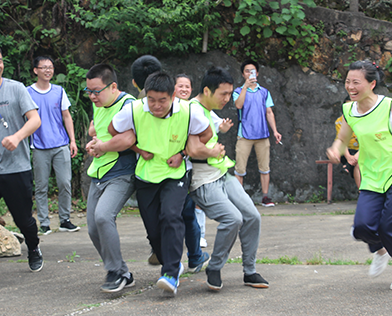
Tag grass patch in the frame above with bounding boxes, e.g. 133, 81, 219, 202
226, 254, 378, 266
261, 209, 356, 216
5, 225, 20, 233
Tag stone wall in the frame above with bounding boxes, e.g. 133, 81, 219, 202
114, 50, 392, 204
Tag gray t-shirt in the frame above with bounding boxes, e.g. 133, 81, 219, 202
0, 78, 38, 174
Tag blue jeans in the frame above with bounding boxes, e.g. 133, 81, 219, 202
182, 195, 202, 264
352, 186, 392, 254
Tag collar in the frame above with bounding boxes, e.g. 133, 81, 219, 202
241, 83, 262, 92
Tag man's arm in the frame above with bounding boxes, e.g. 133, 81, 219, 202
2, 109, 41, 151
266, 107, 282, 143
87, 121, 136, 157
186, 134, 225, 160
234, 78, 254, 110
62, 109, 78, 158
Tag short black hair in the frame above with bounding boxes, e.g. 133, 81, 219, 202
240, 59, 259, 73
131, 55, 162, 90
199, 66, 233, 94
33, 56, 54, 69
145, 71, 174, 96
86, 63, 118, 85
348, 60, 385, 89
175, 73, 193, 88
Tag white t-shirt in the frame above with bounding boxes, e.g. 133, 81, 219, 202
30, 83, 71, 111
112, 97, 210, 171
190, 109, 226, 192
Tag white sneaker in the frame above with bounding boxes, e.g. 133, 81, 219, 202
369, 252, 390, 278
200, 238, 207, 248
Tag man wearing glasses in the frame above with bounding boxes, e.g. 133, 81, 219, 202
27, 56, 80, 235
84, 63, 138, 293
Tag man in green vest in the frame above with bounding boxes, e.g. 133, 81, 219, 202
108, 71, 220, 294
188, 66, 269, 291
85, 64, 137, 293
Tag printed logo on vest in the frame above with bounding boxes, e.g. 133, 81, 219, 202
170, 134, 180, 143
375, 133, 386, 142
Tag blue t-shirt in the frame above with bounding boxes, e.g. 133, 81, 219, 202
233, 84, 274, 139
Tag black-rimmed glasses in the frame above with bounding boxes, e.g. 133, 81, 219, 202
84, 82, 113, 96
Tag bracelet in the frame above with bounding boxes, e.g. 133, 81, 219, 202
179, 150, 186, 159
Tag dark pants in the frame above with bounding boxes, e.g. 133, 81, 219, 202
136, 171, 190, 278
0, 170, 39, 251
182, 195, 202, 264
353, 186, 392, 254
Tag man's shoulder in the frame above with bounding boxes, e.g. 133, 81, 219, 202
2, 78, 25, 89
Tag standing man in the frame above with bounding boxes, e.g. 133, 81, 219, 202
0, 48, 43, 272
27, 56, 80, 234
85, 63, 137, 293
233, 60, 282, 207
188, 66, 268, 291
109, 72, 214, 294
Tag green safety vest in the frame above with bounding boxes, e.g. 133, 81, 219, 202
87, 94, 136, 179
343, 97, 392, 193
190, 99, 235, 173
132, 98, 190, 183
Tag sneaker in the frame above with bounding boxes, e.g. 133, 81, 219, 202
124, 273, 136, 288
188, 252, 210, 273
28, 247, 44, 272
200, 237, 208, 248
148, 250, 161, 265
261, 196, 275, 207
206, 268, 222, 290
101, 271, 130, 293
157, 262, 184, 294
369, 251, 390, 278
39, 226, 52, 235
244, 273, 269, 288
59, 219, 80, 232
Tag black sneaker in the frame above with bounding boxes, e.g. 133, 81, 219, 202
101, 271, 128, 293
206, 268, 222, 290
244, 273, 269, 288
124, 273, 136, 288
39, 226, 52, 235
59, 219, 80, 232
28, 247, 44, 272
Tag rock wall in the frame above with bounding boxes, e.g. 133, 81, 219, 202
114, 50, 391, 204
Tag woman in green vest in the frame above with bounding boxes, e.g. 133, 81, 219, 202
327, 60, 392, 284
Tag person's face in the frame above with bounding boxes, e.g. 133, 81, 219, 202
85, 77, 116, 108
345, 69, 375, 103
147, 90, 175, 118
242, 64, 258, 80
174, 77, 192, 100
34, 59, 54, 82
205, 83, 233, 110
0, 52, 4, 79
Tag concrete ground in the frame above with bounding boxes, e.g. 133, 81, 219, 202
1, 200, 392, 316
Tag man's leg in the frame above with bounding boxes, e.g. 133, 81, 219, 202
234, 138, 253, 185
182, 194, 202, 263
191, 176, 243, 271
136, 179, 163, 264
52, 146, 72, 224
159, 174, 189, 278
254, 138, 274, 206
225, 173, 261, 275
32, 149, 52, 227
0, 171, 43, 272
87, 175, 135, 275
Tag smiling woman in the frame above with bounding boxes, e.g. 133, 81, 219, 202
327, 60, 392, 285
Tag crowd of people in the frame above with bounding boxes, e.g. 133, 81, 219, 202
1, 46, 391, 294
